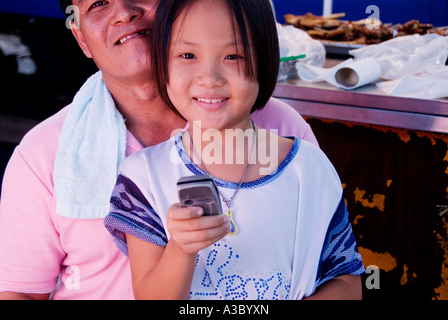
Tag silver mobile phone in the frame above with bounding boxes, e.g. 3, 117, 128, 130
177, 175, 223, 216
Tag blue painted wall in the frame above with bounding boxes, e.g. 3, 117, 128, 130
0, 0, 446, 27
0, 0, 64, 19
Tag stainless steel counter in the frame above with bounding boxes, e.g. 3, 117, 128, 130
273, 71, 448, 134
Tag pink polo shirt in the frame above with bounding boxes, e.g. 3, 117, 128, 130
0, 98, 317, 299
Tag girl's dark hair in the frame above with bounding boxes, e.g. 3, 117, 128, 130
151, 0, 279, 116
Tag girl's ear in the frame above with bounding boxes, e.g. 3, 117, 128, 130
70, 21, 93, 59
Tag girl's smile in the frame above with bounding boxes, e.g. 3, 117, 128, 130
193, 97, 230, 111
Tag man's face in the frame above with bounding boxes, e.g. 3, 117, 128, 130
70, 0, 158, 83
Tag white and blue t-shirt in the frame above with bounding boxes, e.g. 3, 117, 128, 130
104, 133, 364, 299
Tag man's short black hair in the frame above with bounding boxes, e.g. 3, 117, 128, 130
58, 0, 73, 14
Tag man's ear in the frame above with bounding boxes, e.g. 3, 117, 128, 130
70, 21, 93, 59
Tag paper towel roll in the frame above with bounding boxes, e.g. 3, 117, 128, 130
334, 57, 381, 90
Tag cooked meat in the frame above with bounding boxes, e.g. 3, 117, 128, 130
284, 13, 446, 44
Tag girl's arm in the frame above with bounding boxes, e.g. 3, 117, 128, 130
304, 275, 362, 300
127, 233, 197, 300
127, 205, 230, 300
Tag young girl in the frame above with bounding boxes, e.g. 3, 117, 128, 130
104, 0, 364, 300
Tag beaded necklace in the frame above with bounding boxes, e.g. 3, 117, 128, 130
187, 120, 257, 235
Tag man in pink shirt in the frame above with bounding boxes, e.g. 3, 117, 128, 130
0, 0, 317, 300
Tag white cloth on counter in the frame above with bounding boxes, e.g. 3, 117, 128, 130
350, 34, 448, 99
350, 33, 448, 81
376, 66, 448, 99
296, 34, 448, 99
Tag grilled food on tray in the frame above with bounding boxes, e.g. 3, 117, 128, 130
284, 12, 448, 45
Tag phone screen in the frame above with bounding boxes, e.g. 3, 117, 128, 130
177, 175, 223, 215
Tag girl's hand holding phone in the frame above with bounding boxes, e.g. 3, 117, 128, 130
167, 204, 230, 255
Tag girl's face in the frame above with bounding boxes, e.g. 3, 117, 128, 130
167, 0, 259, 132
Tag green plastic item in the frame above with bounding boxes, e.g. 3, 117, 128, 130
279, 54, 306, 62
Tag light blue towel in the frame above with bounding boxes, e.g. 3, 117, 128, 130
54, 71, 127, 219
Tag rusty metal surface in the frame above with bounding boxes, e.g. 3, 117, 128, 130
307, 118, 448, 300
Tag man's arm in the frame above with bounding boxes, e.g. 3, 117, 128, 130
0, 144, 63, 297
251, 97, 319, 146
304, 275, 362, 300
0, 292, 50, 300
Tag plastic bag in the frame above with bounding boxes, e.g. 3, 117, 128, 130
376, 66, 448, 99
349, 34, 448, 80
277, 23, 325, 67
276, 23, 325, 81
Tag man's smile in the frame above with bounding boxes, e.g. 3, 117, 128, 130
116, 29, 149, 45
